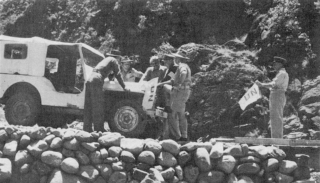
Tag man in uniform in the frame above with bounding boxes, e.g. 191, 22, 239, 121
83, 50, 128, 132
255, 56, 289, 138
158, 50, 191, 141
120, 56, 143, 82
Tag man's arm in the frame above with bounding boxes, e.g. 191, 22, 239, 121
112, 61, 126, 90
132, 68, 143, 78
141, 68, 151, 81
256, 72, 286, 88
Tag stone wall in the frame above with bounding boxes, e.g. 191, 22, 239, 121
0, 125, 314, 183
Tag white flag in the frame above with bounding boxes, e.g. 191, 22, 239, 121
142, 77, 159, 110
238, 83, 262, 110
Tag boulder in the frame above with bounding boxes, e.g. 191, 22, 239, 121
224, 144, 244, 157
44, 134, 56, 145
274, 172, 294, 183
161, 167, 175, 180
216, 155, 237, 174
184, 165, 199, 183
15, 150, 33, 166
61, 157, 79, 174
108, 171, 127, 183
133, 168, 149, 181
75, 151, 90, 165
144, 140, 162, 155
178, 151, 191, 167
157, 151, 177, 167
30, 127, 46, 139
0, 158, 12, 182
198, 170, 225, 183
3, 139, 18, 156
89, 151, 103, 164
160, 139, 180, 155
51, 128, 65, 138
226, 173, 238, 183
240, 156, 261, 164
75, 130, 94, 142
94, 176, 107, 183
236, 162, 260, 175
78, 165, 99, 182
210, 142, 224, 159
100, 148, 109, 159
295, 154, 310, 167
175, 165, 183, 180
27, 140, 48, 157
50, 137, 62, 149
0, 129, 8, 142
48, 169, 86, 183
138, 151, 156, 166
41, 151, 63, 167
32, 161, 52, 176
180, 142, 198, 152
249, 146, 286, 160
63, 138, 80, 151
82, 142, 100, 152
120, 150, 136, 163
108, 146, 123, 158
96, 164, 113, 180
137, 163, 151, 172
20, 134, 31, 149
262, 158, 279, 172
121, 138, 144, 155
293, 166, 311, 180
20, 164, 31, 174
112, 161, 125, 171
279, 160, 298, 174
98, 133, 123, 147
195, 147, 212, 172
62, 148, 75, 157
238, 175, 254, 183
62, 130, 75, 141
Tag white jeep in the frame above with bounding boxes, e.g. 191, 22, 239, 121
0, 35, 166, 137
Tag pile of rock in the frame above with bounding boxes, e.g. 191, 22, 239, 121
0, 125, 315, 183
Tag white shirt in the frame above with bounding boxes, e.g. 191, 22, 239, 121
270, 68, 289, 91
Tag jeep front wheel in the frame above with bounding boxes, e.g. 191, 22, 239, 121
108, 100, 147, 137
5, 92, 41, 126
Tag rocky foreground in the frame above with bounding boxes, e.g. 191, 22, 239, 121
0, 125, 315, 183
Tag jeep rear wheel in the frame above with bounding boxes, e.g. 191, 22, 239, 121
5, 92, 41, 126
108, 100, 147, 137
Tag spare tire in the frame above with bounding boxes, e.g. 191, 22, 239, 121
5, 92, 41, 126
108, 100, 147, 137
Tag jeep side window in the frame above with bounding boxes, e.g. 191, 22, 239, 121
4, 44, 28, 59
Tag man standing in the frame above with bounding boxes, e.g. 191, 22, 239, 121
141, 56, 168, 82
158, 50, 191, 141
120, 56, 143, 82
255, 56, 289, 138
83, 51, 128, 132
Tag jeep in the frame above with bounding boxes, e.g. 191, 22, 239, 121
0, 35, 166, 137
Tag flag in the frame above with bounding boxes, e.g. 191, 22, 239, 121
238, 83, 262, 110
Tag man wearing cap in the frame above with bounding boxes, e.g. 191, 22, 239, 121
120, 56, 143, 82
83, 50, 128, 132
158, 50, 192, 141
141, 56, 168, 82
255, 56, 289, 138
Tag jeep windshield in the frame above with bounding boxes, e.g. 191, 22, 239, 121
81, 46, 104, 67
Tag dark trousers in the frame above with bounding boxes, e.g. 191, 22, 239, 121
83, 72, 105, 132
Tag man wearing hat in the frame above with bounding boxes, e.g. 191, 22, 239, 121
83, 50, 128, 132
255, 56, 289, 138
120, 56, 143, 82
158, 50, 192, 141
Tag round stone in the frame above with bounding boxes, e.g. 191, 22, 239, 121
61, 157, 79, 174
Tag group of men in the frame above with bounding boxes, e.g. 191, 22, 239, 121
84, 49, 192, 141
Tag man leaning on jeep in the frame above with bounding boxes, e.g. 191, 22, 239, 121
83, 50, 128, 132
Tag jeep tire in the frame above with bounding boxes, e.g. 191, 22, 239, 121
5, 92, 41, 126
108, 100, 147, 137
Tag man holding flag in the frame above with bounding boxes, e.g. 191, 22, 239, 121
255, 56, 289, 138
